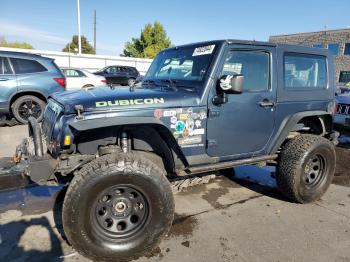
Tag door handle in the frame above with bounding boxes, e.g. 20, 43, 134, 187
258, 99, 275, 108
0, 78, 9, 81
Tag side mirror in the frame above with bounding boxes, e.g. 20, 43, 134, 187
218, 74, 244, 94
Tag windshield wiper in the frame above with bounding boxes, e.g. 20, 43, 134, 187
160, 79, 177, 86
143, 78, 195, 91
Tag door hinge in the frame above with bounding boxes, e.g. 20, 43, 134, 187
207, 139, 218, 147
209, 109, 220, 118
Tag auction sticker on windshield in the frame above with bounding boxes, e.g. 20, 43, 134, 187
192, 45, 215, 56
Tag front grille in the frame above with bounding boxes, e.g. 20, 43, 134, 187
42, 100, 63, 143
336, 104, 350, 115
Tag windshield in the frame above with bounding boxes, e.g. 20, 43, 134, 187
144, 44, 216, 86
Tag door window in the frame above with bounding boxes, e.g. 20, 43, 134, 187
118, 67, 128, 72
0, 57, 13, 74
327, 43, 339, 56
284, 54, 327, 89
344, 43, 350, 55
220, 50, 270, 91
339, 71, 350, 83
63, 69, 86, 77
11, 58, 47, 74
106, 67, 117, 74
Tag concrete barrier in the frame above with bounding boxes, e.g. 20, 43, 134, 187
0, 47, 153, 75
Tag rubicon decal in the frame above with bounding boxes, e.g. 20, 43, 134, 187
95, 98, 165, 107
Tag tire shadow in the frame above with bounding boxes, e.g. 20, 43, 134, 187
226, 166, 289, 202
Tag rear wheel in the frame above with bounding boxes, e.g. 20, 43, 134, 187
82, 84, 94, 89
276, 134, 336, 203
11, 95, 46, 124
127, 78, 136, 87
62, 152, 174, 261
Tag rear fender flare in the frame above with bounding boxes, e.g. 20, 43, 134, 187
268, 111, 331, 154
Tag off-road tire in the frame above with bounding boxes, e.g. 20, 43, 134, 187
62, 152, 174, 262
276, 134, 336, 203
11, 95, 46, 124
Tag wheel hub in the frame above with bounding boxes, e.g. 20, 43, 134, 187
115, 201, 127, 213
303, 154, 325, 187
93, 185, 148, 237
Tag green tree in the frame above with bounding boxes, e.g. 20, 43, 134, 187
62, 35, 95, 54
0, 37, 33, 49
123, 21, 171, 58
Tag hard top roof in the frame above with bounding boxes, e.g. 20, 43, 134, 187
164, 39, 329, 55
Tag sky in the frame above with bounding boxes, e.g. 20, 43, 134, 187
0, 0, 349, 55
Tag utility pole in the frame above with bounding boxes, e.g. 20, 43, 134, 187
77, 0, 82, 54
93, 9, 96, 53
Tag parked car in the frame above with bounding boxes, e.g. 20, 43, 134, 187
0, 51, 65, 124
7, 39, 338, 261
61, 67, 107, 90
94, 65, 139, 86
334, 93, 350, 129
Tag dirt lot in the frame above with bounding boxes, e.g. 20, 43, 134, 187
1, 125, 350, 262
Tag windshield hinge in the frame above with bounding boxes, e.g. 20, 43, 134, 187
74, 105, 84, 120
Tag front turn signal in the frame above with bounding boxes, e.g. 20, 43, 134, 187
64, 135, 71, 146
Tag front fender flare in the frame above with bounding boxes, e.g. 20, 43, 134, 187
69, 116, 188, 169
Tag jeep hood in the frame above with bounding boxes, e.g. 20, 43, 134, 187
51, 85, 201, 114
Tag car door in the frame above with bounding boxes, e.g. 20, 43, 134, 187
115, 66, 127, 84
0, 56, 17, 105
104, 66, 118, 84
206, 45, 277, 158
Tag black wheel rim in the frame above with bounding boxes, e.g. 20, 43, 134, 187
93, 185, 149, 238
303, 154, 326, 188
18, 100, 42, 120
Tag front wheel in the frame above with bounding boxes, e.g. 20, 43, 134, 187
62, 152, 174, 261
276, 134, 336, 203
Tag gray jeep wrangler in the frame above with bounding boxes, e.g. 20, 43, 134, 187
5, 40, 338, 261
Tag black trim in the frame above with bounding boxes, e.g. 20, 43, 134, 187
70, 116, 163, 131
188, 154, 277, 174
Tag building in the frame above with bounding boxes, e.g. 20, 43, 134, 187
269, 28, 350, 86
